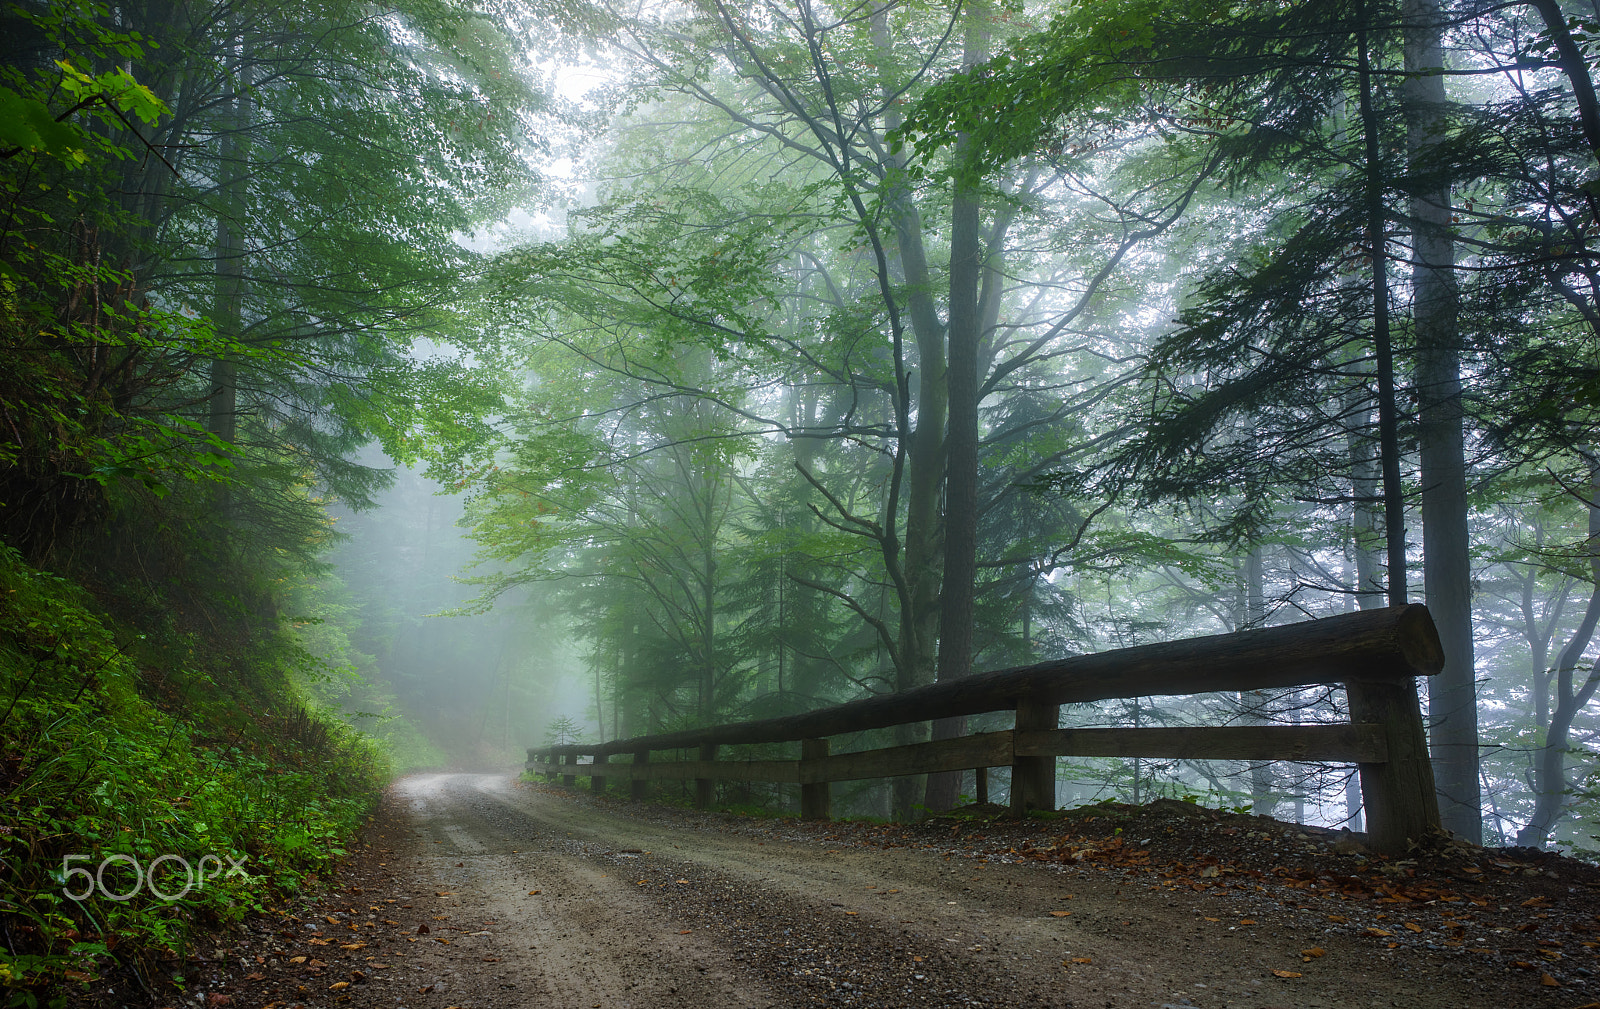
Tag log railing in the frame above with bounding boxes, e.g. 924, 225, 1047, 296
527, 604, 1443, 852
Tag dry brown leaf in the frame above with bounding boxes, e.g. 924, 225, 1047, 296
289, 957, 306, 964
1071, 957, 1092, 964
1048, 911, 1072, 917
912, 956, 924, 963
1540, 973, 1561, 987
1365, 927, 1394, 937
416, 924, 429, 935
1203, 917, 1220, 922
323, 916, 340, 925
1300, 947, 1325, 959
1327, 914, 1348, 923
244, 972, 265, 981
328, 982, 349, 990
676, 879, 690, 884
844, 911, 859, 916
1521, 896, 1548, 906
677, 930, 692, 935
1272, 970, 1303, 979
528, 890, 541, 895
1239, 919, 1257, 925
1403, 922, 1423, 933
339, 943, 366, 950
435, 891, 456, 897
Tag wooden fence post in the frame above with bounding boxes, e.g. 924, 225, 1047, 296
1013, 700, 1058, 815
631, 750, 650, 801
1345, 678, 1439, 852
544, 749, 557, 783
591, 752, 608, 795
801, 738, 831, 821
975, 766, 988, 806
561, 752, 577, 789
695, 743, 717, 810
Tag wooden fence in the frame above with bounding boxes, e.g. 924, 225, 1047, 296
527, 604, 1444, 852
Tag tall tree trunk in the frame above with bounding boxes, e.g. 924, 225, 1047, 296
1404, 0, 1480, 843
925, 2, 992, 813
209, 36, 248, 506
873, 6, 946, 820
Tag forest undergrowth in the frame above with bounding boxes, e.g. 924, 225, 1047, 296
0, 543, 386, 1008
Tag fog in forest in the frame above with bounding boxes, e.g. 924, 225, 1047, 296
10, 0, 1600, 890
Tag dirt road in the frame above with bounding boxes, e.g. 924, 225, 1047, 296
195, 773, 1593, 1009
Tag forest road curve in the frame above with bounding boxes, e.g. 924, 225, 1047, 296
222, 773, 1565, 1009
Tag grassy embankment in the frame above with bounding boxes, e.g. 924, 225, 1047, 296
0, 544, 386, 1008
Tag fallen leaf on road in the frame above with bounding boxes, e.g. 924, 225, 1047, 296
339, 943, 366, 950
1403, 922, 1423, 933
1541, 973, 1561, 987
436, 938, 451, 944
1070, 957, 1092, 964
289, 957, 306, 964
1365, 928, 1393, 937
844, 911, 859, 915
1239, 919, 1256, 925
528, 890, 541, 895
676, 879, 690, 884
435, 891, 455, 897
416, 924, 429, 935
1301, 947, 1325, 959
1048, 911, 1072, 917
329, 982, 349, 990
244, 972, 265, 981
1272, 970, 1303, 978
324, 916, 340, 925
678, 930, 692, 935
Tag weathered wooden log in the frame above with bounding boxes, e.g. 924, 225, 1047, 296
800, 738, 830, 820
559, 605, 1441, 757
631, 750, 650, 801
1014, 723, 1388, 762
694, 743, 717, 810
798, 732, 1013, 785
1012, 701, 1058, 814
1346, 678, 1439, 851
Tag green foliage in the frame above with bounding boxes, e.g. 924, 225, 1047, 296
0, 543, 383, 1004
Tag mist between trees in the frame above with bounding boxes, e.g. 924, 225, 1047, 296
7, 0, 1600, 854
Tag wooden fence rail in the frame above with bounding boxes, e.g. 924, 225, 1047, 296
527, 604, 1443, 851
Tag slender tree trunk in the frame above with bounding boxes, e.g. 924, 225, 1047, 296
1404, 0, 1480, 843
1518, 456, 1600, 845
1356, 14, 1406, 607
1239, 548, 1273, 814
